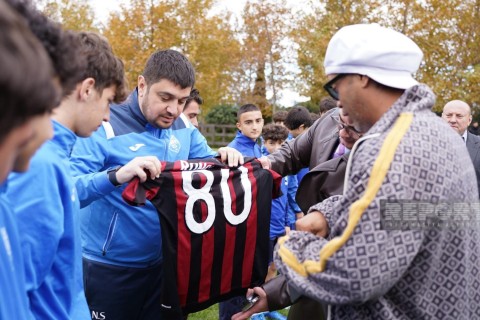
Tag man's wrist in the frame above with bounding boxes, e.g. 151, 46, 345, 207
107, 166, 122, 187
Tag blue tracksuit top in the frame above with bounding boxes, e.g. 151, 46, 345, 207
228, 131, 262, 158
0, 183, 33, 320
7, 121, 89, 319
70, 89, 217, 267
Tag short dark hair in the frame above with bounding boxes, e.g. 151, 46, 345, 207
142, 49, 195, 89
5, 0, 86, 98
237, 104, 261, 121
272, 111, 288, 123
78, 32, 127, 103
184, 88, 203, 111
262, 124, 289, 142
284, 106, 312, 130
319, 97, 337, 114
0, 0, 59, 142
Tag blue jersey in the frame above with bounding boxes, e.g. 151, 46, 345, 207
228, 131, 262, 158
7, 121, 89, 319
70, 89, 217, 267
0, 183, 33, 320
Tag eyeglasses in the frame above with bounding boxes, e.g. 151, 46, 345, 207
323, 74, 349, 100
331, 115, 362, 138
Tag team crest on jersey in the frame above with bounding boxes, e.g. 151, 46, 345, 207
169, 135, 181, 153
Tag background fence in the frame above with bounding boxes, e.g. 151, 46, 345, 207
198, 124, 237, 149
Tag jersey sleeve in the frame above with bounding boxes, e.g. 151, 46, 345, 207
267, 123, 315, 176
70, 126, 117, 208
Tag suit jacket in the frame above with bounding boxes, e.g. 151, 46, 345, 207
295, 154, 348, 213
268, 108, 340, 176
466, 132, 480, 197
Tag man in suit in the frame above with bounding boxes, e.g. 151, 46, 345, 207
442, 100, 480, 197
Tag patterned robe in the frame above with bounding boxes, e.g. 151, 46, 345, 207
275, 84, 480, 319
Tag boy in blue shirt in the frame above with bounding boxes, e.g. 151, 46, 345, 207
0, 2, 60, 318
7, 32, 126, 319
228, 104, 264, 157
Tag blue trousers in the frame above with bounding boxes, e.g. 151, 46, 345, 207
83, 258, 164, 320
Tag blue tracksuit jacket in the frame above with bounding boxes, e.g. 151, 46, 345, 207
0, 183, 33, 320
70, 89, 216, 267
228, 131, 262, 158
7, 121, 89, 319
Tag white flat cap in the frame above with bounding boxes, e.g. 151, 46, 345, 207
324, 24, 423, 89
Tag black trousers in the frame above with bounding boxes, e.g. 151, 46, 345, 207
83, 258, 164, 320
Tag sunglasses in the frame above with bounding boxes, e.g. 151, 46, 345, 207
323, 74, 350, 100
330, 115, 362, 138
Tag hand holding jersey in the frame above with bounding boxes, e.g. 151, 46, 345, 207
114, 156, 162, 184
217, 146, 244, 167
113, 149, 243, 187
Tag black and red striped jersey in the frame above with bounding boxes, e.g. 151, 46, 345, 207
122, 158, 281, 317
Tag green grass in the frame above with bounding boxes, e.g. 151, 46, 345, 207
188, 304, 289, 319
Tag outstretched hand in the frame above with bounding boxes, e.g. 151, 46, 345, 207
231, 287, 268, 320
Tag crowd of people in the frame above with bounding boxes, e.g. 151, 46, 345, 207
1, 1, 480, 320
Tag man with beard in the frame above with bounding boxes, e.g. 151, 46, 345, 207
71, 50, 242, 320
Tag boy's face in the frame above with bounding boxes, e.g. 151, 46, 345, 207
264, 139, 284, 154
78, 84, 116, 137
236, 110, 264, 140
183, 100, 200, 128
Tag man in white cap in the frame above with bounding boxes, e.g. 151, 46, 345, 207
233, 24, 479, 320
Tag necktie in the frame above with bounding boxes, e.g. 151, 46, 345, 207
333, 143, 346, 158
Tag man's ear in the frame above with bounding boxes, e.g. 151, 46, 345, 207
236, 122, 241, 130
138, 76, 146, 97
358, 75, 370, 89
79, 78, 95, 101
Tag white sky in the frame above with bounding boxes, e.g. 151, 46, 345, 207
88, 0, 309, 107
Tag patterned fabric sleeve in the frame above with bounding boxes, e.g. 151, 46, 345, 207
274, 206, 425, 305
309, 195, 342, 233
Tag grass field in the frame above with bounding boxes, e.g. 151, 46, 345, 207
188, 303, 289, 319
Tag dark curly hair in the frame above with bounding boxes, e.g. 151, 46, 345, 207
272, 110, 288, 123
262, 123, 289, 142
0, 0, 59, 142
184, 88, 203, 111
5, 0, 86, 98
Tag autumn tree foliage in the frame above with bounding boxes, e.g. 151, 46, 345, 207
39, 0, 480, 117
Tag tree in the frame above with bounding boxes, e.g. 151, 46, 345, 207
236, 0, 293, 118
101, 0, 242, 114
292, 0, 382, 106
205, 105, 237, 125
39, 0, 97, 31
